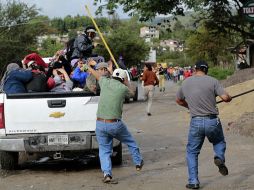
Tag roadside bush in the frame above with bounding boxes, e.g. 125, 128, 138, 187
208, 67, 234, 80
38, 38, 63, 57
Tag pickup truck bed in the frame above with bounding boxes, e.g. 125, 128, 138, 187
0, 91, 121, 169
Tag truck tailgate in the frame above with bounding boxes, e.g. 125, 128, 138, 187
4, 92, 98, 134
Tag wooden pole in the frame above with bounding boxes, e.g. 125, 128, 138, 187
217, 88, 254, 104
85, 5, 119, 68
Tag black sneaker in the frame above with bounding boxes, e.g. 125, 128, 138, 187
147, 113, 152, 116
136, 160, 144, 171
102, 174, 118, 184
186, 184, 200, 189
214, 157, 228, 176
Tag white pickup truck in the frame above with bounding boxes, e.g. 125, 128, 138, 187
0, 91, 122, 170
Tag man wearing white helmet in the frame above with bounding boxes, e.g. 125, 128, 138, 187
86, 59, 143, 184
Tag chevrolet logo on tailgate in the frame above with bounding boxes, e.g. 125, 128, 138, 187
49, 112, 65, 118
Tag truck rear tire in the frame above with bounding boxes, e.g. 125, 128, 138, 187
0, 151, 19, 170
133, 87, 138, 101
125, 97, 130, 103
112, 143, 122, 165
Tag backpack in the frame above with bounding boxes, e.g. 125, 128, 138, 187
26, 72, 47, 92
65, 38, 75, 62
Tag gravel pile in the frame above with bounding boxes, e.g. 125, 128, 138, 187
221, 68, 254, 137
221, 68, 254, 87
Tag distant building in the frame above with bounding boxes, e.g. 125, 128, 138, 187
142, 48, 157, 66
147, 48, 156, 63
140, 26, 159, 43
230, 39, 254, 69
160, 39, 183, 52
37, 34, 69, 48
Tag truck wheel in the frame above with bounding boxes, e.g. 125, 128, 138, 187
0, 151, 19, 170
133, 87, 138, 101
125, 97, 130, 103
112, 143, 122, 165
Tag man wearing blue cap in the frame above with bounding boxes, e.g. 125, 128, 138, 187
176, 60, 232, 189
83, 61, 110, 94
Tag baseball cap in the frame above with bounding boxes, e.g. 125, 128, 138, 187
96, 62, 108, 70
195, 60, 208, 69
112, 68, 127, 80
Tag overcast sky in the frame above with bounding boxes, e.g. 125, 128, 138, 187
2, 0, 129, 18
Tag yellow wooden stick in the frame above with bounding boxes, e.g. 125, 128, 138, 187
85, 5, 119, 68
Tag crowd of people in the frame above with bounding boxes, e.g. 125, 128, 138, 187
137, 61, 232, 189
0, 24, 233, 189
0, 26, 110, 95
0, 25, 144, 185
0, 52, 112, 95
134, 63, 193, 116
155, 65, 193, 83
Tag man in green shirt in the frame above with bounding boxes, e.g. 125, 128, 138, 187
87, 59, 143, 184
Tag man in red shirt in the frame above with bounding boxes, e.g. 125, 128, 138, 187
184, 69, 192, 79
141, 64, 159, 116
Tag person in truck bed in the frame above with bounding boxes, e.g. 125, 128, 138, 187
71, 59, 89, 88
50, 62, 73, 92
26, 61, 55, 92
22, 53, 48, 69
0, 62, 32, 94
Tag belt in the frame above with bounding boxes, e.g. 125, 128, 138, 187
97, 117, 120, 123
192, 115, 217, 119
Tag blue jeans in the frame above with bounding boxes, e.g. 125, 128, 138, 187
96, 120, 143, 176
186, 116, 226, 184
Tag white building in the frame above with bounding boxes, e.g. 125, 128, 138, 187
140, 26, 159, 43
147, 48, 156, 63
160, 39, 183, 52
37, 34, 69, 48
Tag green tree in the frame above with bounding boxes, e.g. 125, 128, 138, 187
95, 0, 251, 45
94, 0, 184, 21
50, 15, 110, 35
186, 24, 234, 66
51, 18, 67, 34
64, 15, 77, 29
0, 0, 50, 72
94, 17, 150, 67
38, 38, 63, 57
171, 20, 186, 40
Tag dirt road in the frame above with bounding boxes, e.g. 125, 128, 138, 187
1, 81, 254, 190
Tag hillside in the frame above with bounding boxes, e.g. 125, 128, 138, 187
218, 68, 254, 136
221, 68, 254, 87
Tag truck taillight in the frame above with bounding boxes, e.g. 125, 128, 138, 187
0, 103, 5, 129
